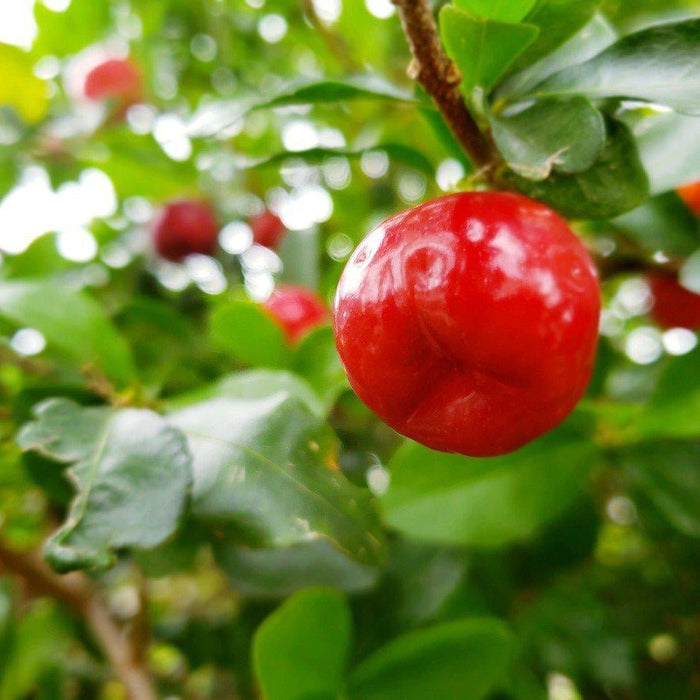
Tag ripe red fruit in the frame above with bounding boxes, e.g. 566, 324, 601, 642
677, 181, 700, 216
84, 58, 142, 104
334, 192, 600, 457
152, 200, 219, 262
250, 210, 286, 249
648, 274, 700, 330
264, 285, 327, 343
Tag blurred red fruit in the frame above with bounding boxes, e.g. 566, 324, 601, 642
84, 58, 142, 104
677, 181, 700, 216
152, 200, 219, 262
648, 274, 700, 330
250, 210, 286, 249
263, 285, 327, 343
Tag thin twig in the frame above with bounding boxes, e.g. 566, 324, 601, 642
0, 539, 158, 700
391, 0, 497, 175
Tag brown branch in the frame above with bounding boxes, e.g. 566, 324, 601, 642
0, 540, 157, 700
392, 0, 497, 175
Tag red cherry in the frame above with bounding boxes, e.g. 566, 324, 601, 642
263, 285, 328, 343
677, 181, 700, 216
84, 58, 142, 104
333, 192, 600, 457
152, 200, 219, 262
250, 210, 286, 249
648, 274, 700, 330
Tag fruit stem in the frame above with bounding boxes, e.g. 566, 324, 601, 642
392, 0, 498, 179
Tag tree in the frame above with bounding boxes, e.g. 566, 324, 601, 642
0, 0, 699, 698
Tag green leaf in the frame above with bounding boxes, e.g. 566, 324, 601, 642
507, 0, 602, 75
440, 8, 539, 95
0, 601, 70, 700
166, 368, 326, 419
0, 235, 75, 280
491, 97, 605, 180
623, 441, 700, 538
237, 144, 435, 177
32, 0, 111, 57
216, 540, 381, 597
210, 300, 292, 369
80, 129, 197, 200
0, 43, 49, 123
0, 280, 135, 385
618, 106, 700, 195
293, 327, 349, 415
505, 118, 649, 219
633, 347, 700, 441
497, 13, 618, 101
381, 430, 596, 547
254, 588, 351, 700
17, 399, 192, 573
612, 192, 700, 257
527, 20, 700, 114
188, 76, 418, 138
452, 0, 537, 23
259, 75, 416, 109
348, 618, 513, 700
278, 229, 321, 290
167, 388, 386, 565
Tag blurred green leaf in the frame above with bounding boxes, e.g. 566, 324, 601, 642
254, 588, 351, 700
0, 43, 49, 123
440, 8, 539, 95
168, 388, 386, 565
382, 430, 596, 547
348, 618, 512, 700
613, 192, 700, 256
80, 130, 197, 199
506, 119, 649, 218
32, 0, 111, 57
0, 280, 135, 385
238, 144, 435, 177
189, 76, 418, 137
491, 96, 605, 180
623, 441, 700, 537
166, 368, 326, 419
0, 601, 70, 700
633, 347, 700, 440
217, 540, 381, 598
619, 107, 700, 194
517, 587, 635, 688
17, 399, 192, 572
0, 235, 75, 280
527, 19, 700, 114
293, 327, 349, 415
210, 299, 292, 369
453, 0, 537, 23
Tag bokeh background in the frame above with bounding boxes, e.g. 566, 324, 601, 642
0, 1, 699, 699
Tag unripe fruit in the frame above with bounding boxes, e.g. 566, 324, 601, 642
152, 200, 219, 262
677, 180, 700, 216
334, 192, 600, 457
648, 274, 700, 330
264, 285, 327, 343
250, 210, 286, 249
84, 58, 142, 104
